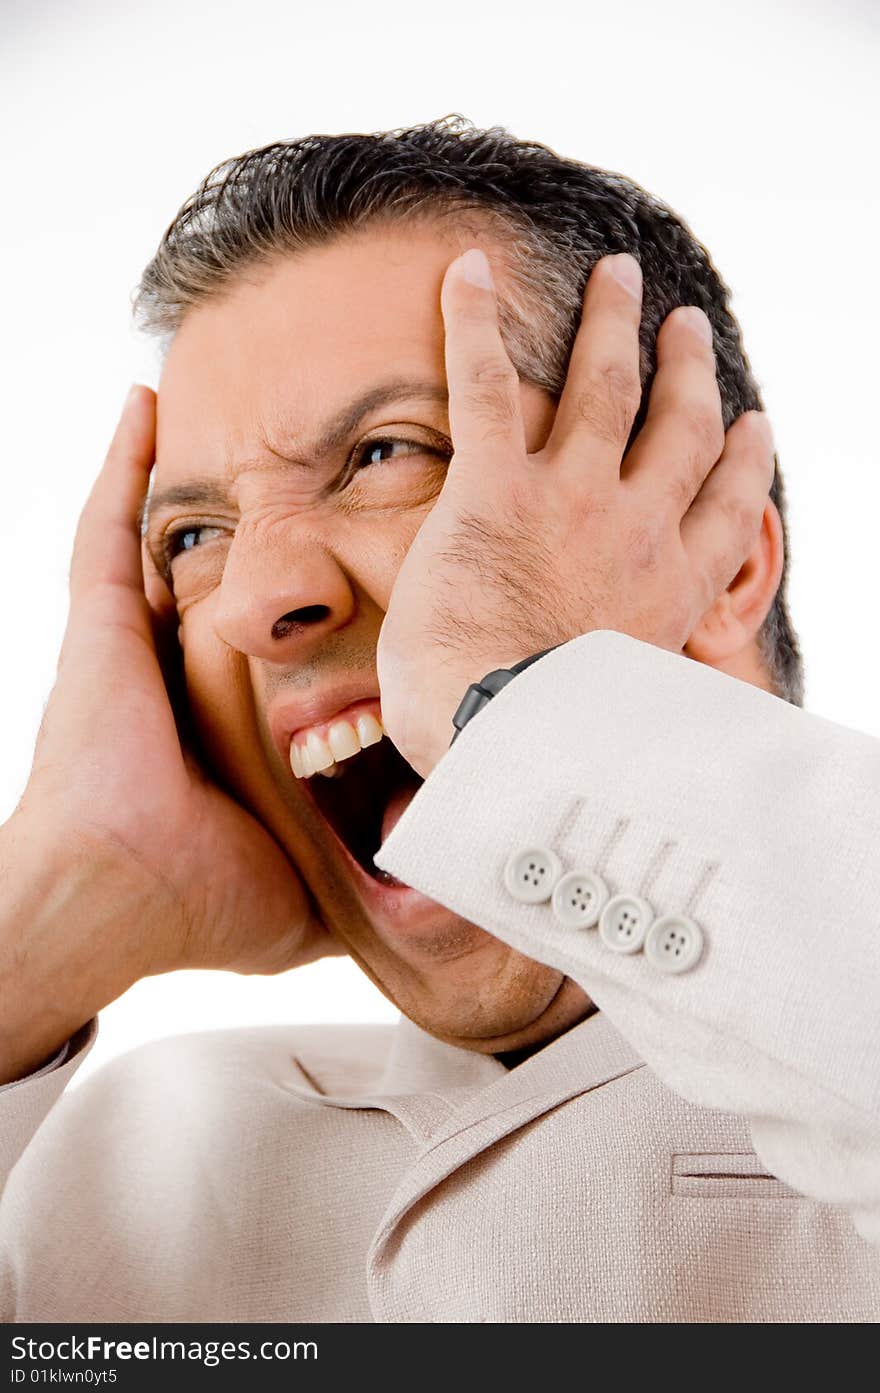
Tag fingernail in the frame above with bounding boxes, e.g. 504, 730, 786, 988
680, 306, 713, 345
607, 253, 642, 299
458, 248, 494, 290
125, 383, 142, 409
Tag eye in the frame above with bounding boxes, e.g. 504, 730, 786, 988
351, 435, 451, 472
165, 524, 227, 564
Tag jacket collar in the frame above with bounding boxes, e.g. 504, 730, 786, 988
286, 1008, 643, 1148
375, 1015, 508, 1096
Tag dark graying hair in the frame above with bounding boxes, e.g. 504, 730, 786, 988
134, 113, 802, 704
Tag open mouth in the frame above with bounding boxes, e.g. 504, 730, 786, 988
300, 735, 424, 880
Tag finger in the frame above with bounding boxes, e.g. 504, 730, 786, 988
622, 305, 725, 514
440, 248, 526, 463
142, 539, 184, 674
142, 534, 178, 634
680, 411, 776, 612
543, 253, 643, 473
142, 542, 197, 752
69, 384, 156, 603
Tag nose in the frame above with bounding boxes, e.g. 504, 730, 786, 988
212, 514, 357, 662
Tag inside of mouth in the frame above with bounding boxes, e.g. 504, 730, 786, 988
305, 736, 424, 878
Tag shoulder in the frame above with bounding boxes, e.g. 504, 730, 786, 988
2, 1021, 397, 1214
78, 1020, 398, 1094
0, 1021, 397, 1320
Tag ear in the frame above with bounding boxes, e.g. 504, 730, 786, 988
684, 500, 785, 668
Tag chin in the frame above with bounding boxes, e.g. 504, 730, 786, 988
441, 979, 595, 1056
356, 945, 596, 1057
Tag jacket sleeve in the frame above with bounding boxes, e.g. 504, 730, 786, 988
0, 1021, 97, 1189
374, 630, 880, 1247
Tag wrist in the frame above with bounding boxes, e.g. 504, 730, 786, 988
450, 646, 562, 747
0, 811, 161, 1080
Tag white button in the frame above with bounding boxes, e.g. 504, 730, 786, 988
599, 894, 653, 954
504, 847, 563, 903
550, 870, 609, 929
644, 914, 704, 974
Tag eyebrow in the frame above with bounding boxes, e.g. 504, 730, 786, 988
146, 378, 450, 522
306, 378, 449, 460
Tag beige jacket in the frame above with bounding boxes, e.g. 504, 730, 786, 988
2, 632, 879, 1322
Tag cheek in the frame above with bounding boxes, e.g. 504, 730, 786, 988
379, 518, 425, 604
341, 512, 428, 610
168, 544, 230, 610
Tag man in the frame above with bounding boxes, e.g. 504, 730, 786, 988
0, 117, 877, 1322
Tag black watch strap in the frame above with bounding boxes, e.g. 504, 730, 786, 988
450, 646, 561, 746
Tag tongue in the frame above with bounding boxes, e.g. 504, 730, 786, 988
380, 781, 421, 845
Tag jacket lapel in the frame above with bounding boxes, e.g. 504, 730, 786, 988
366, 1011, 644, 1286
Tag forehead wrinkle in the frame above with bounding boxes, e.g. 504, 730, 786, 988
255, 377, 451, 471
148, 376, 453, 519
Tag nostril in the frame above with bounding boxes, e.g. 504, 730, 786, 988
271, 605, 330, 641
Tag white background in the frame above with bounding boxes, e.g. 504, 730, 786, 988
1, 0, 877, 1085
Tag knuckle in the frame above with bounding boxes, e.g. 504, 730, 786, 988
461, 380, 519, 434
625, 520, 662, 574
575, 365, 640, 447
667, 456, 702, 513
469, 355, 518, 389
686, 403, 725, 460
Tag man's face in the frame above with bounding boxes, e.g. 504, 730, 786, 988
148, 223, 592, 1054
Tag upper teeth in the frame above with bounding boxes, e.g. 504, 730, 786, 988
290, 711, 384, 780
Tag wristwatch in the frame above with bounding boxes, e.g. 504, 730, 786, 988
450, 647, 561, 746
